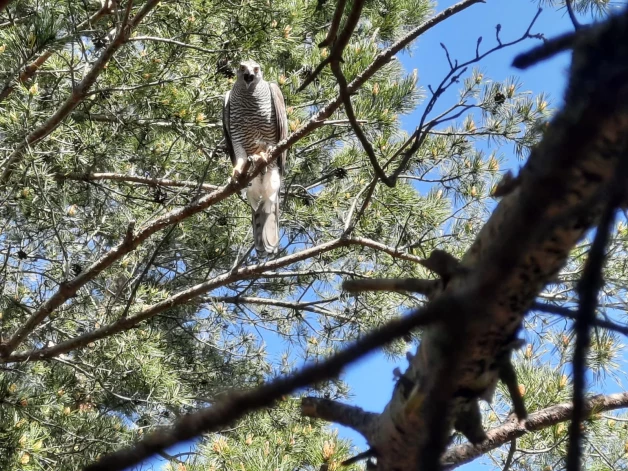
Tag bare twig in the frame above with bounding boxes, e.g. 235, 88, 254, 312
565, 0, 581, 30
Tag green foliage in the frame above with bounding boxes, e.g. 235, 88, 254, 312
0, 0, 623, 470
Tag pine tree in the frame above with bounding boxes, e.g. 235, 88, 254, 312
0, 0, 626, 470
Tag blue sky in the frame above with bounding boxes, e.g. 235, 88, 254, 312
128, 1, 627, 470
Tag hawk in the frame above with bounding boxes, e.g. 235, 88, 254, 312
222, 59, 288, 254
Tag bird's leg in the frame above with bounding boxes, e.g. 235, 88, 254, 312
231, 156, 250, 184
250, 140, 276, 174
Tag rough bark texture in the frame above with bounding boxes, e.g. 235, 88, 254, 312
304, 9, 628, 470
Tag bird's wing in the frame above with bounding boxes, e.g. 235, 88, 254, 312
270, 82, 288, 176
222, 90, 236, 166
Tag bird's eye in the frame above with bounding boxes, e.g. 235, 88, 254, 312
240, 66, 245, 71
254, 67, 259, 73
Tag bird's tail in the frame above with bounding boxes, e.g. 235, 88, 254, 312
252, 198, 279, 254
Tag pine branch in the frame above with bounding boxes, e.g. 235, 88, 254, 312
1, 236, 422, 363
442, 392, 628, 469
0, 0, 116, 102
301, 397, 378, 438
0, 0, 161, 181
57, 172, 219, 192
83, 290, 461, 471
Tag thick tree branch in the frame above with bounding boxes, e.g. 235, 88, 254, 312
442, 392, 628, 469
0, 0, 160, 181
301, 397, 378, 439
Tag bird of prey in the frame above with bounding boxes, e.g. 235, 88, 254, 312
222, 59, 288, 254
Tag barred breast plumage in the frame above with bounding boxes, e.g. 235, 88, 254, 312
222, 60, 288, 256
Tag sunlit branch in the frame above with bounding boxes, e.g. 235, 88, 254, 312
0, 0, 116, 102
2, 236, 422, 362
57, 172, 219, 192
0, 0, 162, 181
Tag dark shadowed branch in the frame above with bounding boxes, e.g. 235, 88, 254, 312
83, 292, 462, 471
566, 161, 627, 470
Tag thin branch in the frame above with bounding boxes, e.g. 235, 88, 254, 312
566, 178, 625, 470
319, 0, 347, 47
331, 60, 393, 186
512, 30, 579, 69
443, 393, 628, 469
531, 302, 628, 337
128, 35, 228, 54
565, 0, 581, 30
0, 0, 12, 14
2, 236, 422, 362
502, 439, 516, 471
57, 172, 219, 192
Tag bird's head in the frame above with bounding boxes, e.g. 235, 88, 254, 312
237, 60, 263, 89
